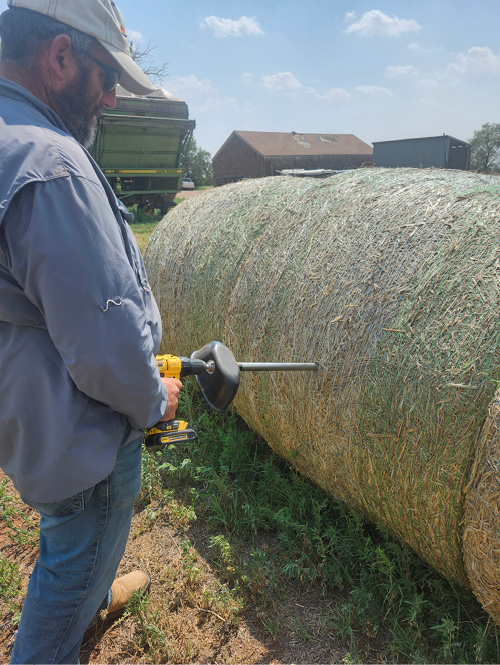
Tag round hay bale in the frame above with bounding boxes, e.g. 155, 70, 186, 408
144, 168, 500, 621
463, 389, 500, 623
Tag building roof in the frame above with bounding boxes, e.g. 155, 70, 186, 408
215, 130, 373, 159
373, 135, 470, 147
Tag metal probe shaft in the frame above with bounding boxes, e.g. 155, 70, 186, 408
237, 362, 319, 372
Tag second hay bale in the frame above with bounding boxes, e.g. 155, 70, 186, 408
145, 168, 500, 622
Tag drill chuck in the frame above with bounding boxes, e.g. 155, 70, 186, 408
182, 357, 214, 377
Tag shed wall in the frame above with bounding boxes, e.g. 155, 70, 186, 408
374, 137, 470, 170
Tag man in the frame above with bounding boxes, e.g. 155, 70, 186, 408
0, 1, 182, 662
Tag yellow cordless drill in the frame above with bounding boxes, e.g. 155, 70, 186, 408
144, 354, 214, 447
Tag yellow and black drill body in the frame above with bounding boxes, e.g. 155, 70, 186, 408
144, 355, 210, 447
156, 354, 209, 381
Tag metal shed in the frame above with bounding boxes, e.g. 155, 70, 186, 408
373, 135, 471, 170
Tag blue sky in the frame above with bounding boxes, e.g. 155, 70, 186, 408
8, 1, 500, 156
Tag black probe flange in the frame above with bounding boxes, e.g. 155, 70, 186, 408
190, 342, 240, 412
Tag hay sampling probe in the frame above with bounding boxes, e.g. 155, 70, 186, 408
145, 341, 319, 447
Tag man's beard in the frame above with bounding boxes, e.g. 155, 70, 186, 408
56, 58, 103, 148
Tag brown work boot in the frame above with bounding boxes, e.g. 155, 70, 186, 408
107, 570, 151, 620
82, 570, 151, 644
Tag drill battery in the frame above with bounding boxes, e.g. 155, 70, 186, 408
145, 419, 197, 447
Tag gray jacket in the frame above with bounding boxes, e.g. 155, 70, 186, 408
0, 78, 168, 502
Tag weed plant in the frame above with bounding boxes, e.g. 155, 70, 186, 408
0, 557, 22, 618
0, 478, 38, 548
127, 204, 164, 225
141, 383, 500, 663
0, 479, 37, 631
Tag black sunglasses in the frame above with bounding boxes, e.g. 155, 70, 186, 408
85, 53, 120, 93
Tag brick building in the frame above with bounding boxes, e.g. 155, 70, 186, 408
212, 130, 373, 186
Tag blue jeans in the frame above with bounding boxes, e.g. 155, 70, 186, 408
10, 436, 143, 664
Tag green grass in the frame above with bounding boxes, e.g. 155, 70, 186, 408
130, 221, 159, 254
128, 205, 186, 253
140, 382, 500, 663
0, 479, 37, 627
0, 478, 38, 548
0, 557, 22, 619
127, 207, 162, 253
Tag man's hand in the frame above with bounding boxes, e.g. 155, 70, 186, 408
159, 377, 183, 421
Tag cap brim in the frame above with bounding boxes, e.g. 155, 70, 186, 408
101, 42, 160, 96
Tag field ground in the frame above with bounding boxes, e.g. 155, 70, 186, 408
0, 466, 380, 664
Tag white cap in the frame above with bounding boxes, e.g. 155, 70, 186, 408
7, 0, 159, 96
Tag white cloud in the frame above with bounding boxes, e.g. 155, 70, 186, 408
128, 30, 143, 43
448, 47, 500, 76
415, 96, 442, 109
306, 86, 351, 101
167, 75, 251, 117
257, 73, 389, 101
345, 10, 420, 37
354, 85, 394, 97
196, 96, 252, 115
385, 65, 419, 78
417, 78, 440, 89
200, 16, 264, 38
167, 74, 215, 97
408, 42, 442, 55
261, 72, 303, 93
250, 71, 350, 101
240, 72, 255, 86
344, 11, 356, 22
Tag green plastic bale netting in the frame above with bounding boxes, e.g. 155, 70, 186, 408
144, 168, 500, 623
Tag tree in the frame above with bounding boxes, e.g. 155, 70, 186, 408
181, 135, 213, 187
129, 40, 169, 83
469, 122, 500, 172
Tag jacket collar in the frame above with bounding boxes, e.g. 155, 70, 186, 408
0, 75, 70, 135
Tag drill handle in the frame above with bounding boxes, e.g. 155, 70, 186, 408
156, 354, 183, 379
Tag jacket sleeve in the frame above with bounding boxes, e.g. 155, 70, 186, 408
2, 176, 169, 430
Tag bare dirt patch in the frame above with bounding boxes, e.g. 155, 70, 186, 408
177, 188, 211, 201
